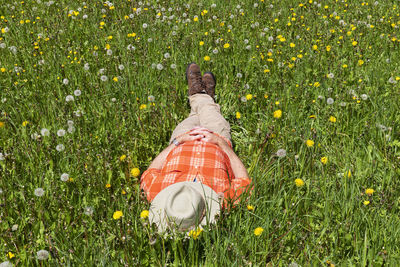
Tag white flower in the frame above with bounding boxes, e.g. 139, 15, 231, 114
82, 14, 88, 19
111, 98, 116, 102
65, 95, 74, 102
56, 144, 65, 152
156, 64, 164, 70
63, 78, 69, 85
339, 102, 347, 107
84, 63, 90, 70
170, 64, 176, 69
118, 64, 125, 70
388, 77, 397, 84
84, 206, 94, 216
268, 36, 274, 41
100, 75, 108, 82
361, 94, 368, 100
0, 188, 3, 194
327, 98, 334, 104
67, 120, 74, 126
211, 3, 216, 8
127, 44, 136, 51
254, 3, 258, 7
34, 188, 45, 197
40, 128, 50, 136
0, 43, 6, 49
74, 89, 81, 96
212, 48, 219, 54
60, 173, 69, 182
0, 153, 4, 161
11, 224, 18, 231
9, 46, 17, 54
327, 73, 334, 79
276, 149, 287, 158
147, 38, 153, 43
31, 133, 40, 140
142, 23, 148, 28
240, 96, 247, 102
106, 49, 112, 56
236, 73, 243, 78
246, 45, 251, 50
164, 52, 170, 59
36, 250, 49, 260
148, 95, 155, 102
57, 129, 66, 137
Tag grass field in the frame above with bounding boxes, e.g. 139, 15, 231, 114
1, 0, 400, 265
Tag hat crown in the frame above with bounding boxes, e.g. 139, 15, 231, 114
165, 185, 205, 230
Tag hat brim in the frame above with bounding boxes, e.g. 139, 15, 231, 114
149, 182, 221, 232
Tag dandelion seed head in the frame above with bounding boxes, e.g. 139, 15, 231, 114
118, 64, 125, 70
84, 206, 94, 216
57, 129, 66, 137
276, 149, 287, 158
327, 98, 334, 104
56, 144, 65, 152
65, 95, 74, 102
63, 78, 69, 85
74, 89, 81, 96
41, 128, 50, 137
361, 94, 368, 100
100, 75, 108, 82
34, 188, 44, 197
36, 250, 49, 260
11, 224, 18, 231
60, 173, 69, 182
148, 95, 155, 102
156, 64, 164, 70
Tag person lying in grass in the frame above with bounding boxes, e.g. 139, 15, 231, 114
140, 63, 251, 232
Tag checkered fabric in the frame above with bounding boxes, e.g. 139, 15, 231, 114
140, 138, 251, 204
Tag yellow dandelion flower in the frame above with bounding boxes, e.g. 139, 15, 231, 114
204, 55, 210, 61
345, 170, 352, 178
0, 121, 5, 128
290, 43, 296, 48
130, 168, 140, 177
105, 43, 111, 50
295, 178, 305, 187
140, 104, 147, 110
1, 67, 6, 72
342, 64, 348, 68
321, 157, 328, 164
312, 44, 318, 50
7, 252, 15, 259
365, 188, 375, 196
22, 121, 29, 127
352, 41, 358, 46
306, 139, 314, 147
326, 45, 331, 51
199, 41, 204, 46
273, 109, 282, 119
119, 154, 127, 161
329, 116, 337, 123
140, 210, 149, 219
236, 112, 241, 119
264, 69, 270, 73
247, 205, 254, 211
246, 94, 253, 100
358, 59, 364, 66
105, 183, 111, 188
254, 227, 264, 236
113, 77, 118, 82
223, 43, 230, 49
113, 210, 123, 220
309, 114, 316, 119
363, 200, 370, 206
188, 227, 203, 240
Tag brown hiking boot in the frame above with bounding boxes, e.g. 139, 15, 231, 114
202, 72, 216, 99
186, 63, 206, 96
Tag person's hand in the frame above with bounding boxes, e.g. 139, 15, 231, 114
175, 131, 204, 144
188, 128, 228, 147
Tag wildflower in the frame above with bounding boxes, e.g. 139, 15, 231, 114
140, 210, 149, 219
0, 122, 5, 128
329, 116, 337, 123
246, 94, 253, 100
156, 64, 164, 70
74, 89, 81, 96
273, 109, 282, 119
204, 56, 210, 61
306, 140, 314, 147
63, 78, 69, 85
193, 16, 199, 22
105, 183, 111, 188
247, 205, 254, 211
290, 43, 295, 48
130, 168, 140, 177
320, 157, 328, 164
236, 112, 241, 119
365, 188, 375, 196
119, 154, 126, 161
118, 64, 125, 70
34, 188, 45, 197
0, 153, 4, 161
113, 77, 118, 82
60, 173, 69, 182
363, 200, 370, 206
113, 210, 123, 220
327, 98, 334, 104
36, 250, 49, 260
345, 170, 352, 178
11, 224, 18, 231
56, 144, 65, 151
327, 73, 334, 79
139, 104, 147, 110
7, 252, 15, 259
65, 95, 74, 102
22, 121, 29, 127
223, 43, 230, 49
312, 45, 318, 50
170, 64, 177, 69
276, 149, 287, 158
142, 23, 148, 28
295, 178, 305, 187
57, 129, 66, 137
309, 115, 316, 119
358, 59, 364, 66
148, 95, 155, 102
84, 206, 94, 216
188, 227, 203, 239
361, 94, 368, 100
254, 227, 264, 236
100, 75, 108, 82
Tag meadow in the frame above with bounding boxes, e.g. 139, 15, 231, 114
1, 0, 400, 265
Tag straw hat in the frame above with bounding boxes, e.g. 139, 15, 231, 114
149, 182, 221, 232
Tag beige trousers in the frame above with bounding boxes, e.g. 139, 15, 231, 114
169, 94, 231, 143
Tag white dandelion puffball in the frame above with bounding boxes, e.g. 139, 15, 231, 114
327, 98, 334, 105
170, 64, 177, 69
100, 75, 108, 82
236, 73, 243, 78
34, 188, 45, 197
148, 95, 155, 102
56, 144, 65, 152
36, 250, 49, 260
63, 78, 69, 85
327, 73, 334, 79
276, 149, 287, 158
74, 89, 81, 96
212, 48, 219, 54
0, 153, 4, 161
84, 206, 94, 216
11, 224, 18, 231
0, 188, 3, 194
65, 95, 74, 102
41, 128, 50, 136
142, 23, 148, 28
118, 64, 125, 70
83, 63, 90, 70
340, 102, 347, 107
60, 173, 69, 182
361, 94, 368, 100
240, 96, 247, 103
164, 52, 170, 59
67, 120, 74, 126
57, 129, 66, 137
156, 64, 164, 70
67, 126, 75, 133
106, 49, 112, 56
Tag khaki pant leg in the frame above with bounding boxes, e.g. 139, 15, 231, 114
169, 112, 200, 144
